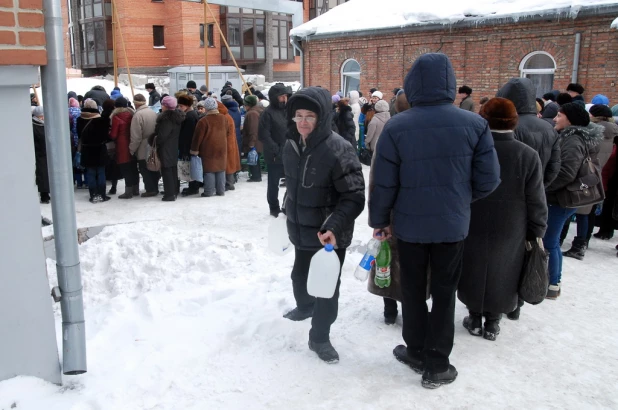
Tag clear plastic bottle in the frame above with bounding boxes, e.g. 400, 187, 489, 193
248, 147, 259, 166
307, 244, 340, 298
374, 240, 392, 288
354, 238, 380, 281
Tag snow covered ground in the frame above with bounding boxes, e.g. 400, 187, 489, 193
2, 169, 618, 409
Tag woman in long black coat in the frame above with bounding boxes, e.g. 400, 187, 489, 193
77, 100, 111, 202
457, 98, 548, 341
32, 106, 50, 203
333, 98, 357, 148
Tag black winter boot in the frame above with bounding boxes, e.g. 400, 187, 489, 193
393, 345, 424, 374
422, 365, 458, 389
308, 340, 339, 364
463, 312, 482, 336
283, 307, 313, 321
563, 237, 586, 260
483, 314, 501, 341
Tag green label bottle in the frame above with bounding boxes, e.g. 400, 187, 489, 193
374, 240, 392, 288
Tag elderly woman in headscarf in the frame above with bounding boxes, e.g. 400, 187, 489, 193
32, 106, 50, 204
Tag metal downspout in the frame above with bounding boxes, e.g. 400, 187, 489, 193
291, 36, 304, 88
41, 0, 87, 375
571, 32, 581, 83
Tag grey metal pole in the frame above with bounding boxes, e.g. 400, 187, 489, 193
291, 36, 304, 88
571, 32, 581, 83
41, 0, 87, 375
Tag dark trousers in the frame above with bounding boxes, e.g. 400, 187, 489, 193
86, 166, 106, 198
267, 163, 285, 212
161, 166, 178, 198
249, 164, 262, 181
291, 247, 346, 343
118, 159, 139, 188
598, 188, 617, 236
384, 298, 398, 316
138, 159, 160, 193
398, 239, 464, 373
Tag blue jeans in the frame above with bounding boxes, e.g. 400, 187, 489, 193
543, 205, 577, 285
87, 166, 106, 198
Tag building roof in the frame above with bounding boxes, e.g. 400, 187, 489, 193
167, 66, 245, 74
290, 0, 618, 39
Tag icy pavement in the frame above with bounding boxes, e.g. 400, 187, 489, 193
3, 168, 618, 409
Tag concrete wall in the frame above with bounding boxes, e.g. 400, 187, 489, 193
0, 65, 61, 385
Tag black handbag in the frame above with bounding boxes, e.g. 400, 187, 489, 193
359, 148, 373, 166
556, 149, 605, 208
519, 239, 549, 305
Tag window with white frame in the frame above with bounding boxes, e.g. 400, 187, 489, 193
520, 52, 556, 98
341, 59, 360, 97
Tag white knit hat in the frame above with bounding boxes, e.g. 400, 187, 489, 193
372, 91, 383, 99
204, 97, 217, 111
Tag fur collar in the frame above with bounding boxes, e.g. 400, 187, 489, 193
561, 123, 604, 146
110, 107, 134, 119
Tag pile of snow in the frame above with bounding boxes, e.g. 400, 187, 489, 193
611, 16, 618, 28
290, 0, 618, 38
8, 172, 618, 408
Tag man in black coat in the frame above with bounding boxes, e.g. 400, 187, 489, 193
220, 81, 244, 107
259, 83, 292, 217
186, 81, 203, 102
146, 83, 161, 107
370, 53, 500, 389
282, 86, 365, 364
497, 78, 561, 187
84, 85, 110, 108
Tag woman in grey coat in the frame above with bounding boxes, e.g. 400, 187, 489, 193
457, 98, 548, 341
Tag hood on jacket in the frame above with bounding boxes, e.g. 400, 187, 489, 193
222, 100, 239, 113
349, 90, 360, 105
268, 83, 291, 104
541, 101, 559, 120
91, 85, 106, 92
286, 86, 333, 148
110, 89, 123, 100
496, 78, 537, 115
110, 107, 134, 119
405, 53, 456, 107
157, 108, 185, 125
561, 122, 604, 147
373, 111, 391, 122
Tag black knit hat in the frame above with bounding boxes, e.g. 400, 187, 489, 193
114, 97, 129, 108
458, 85, 472, 95
559, 103, 590, 127
566, 83, 585, 95
290, 97, 320, 117
543, 92, 556, 102
556, 93, 573, 106
589, 104, 613, 119
186, 80, 197, 89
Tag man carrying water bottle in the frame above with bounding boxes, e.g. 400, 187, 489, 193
282, 86, 365, 364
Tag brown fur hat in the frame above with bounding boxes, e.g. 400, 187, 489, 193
177, 94, 193, 108
395, 92, 410, 113
480, 97, 518, 130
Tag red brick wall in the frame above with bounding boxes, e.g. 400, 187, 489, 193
0, 0, 46, 65
303, 15, 618, 104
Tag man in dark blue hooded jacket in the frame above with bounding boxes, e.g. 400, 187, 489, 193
370, 53, 500, 389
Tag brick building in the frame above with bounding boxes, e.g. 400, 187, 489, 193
291, 1, 618, 104
61, 0, 348, 80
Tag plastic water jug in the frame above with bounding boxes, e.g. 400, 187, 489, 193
248, 147, 259, 166
268, 216, 292, 256
307, 244, 340, 298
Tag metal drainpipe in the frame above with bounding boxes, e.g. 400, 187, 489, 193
571, 32, 581, 83
41, 0, 87, 375
291, 36, 304, 88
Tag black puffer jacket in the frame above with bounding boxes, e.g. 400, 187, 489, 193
178, 109, 200, 159
334, 104, 356, 147
84, 86, 110, 108
283, 87, 365, 251
496, 78, 561, 187
220, 85, 243, 106
152, 109, 185, 168
258, 83, 290, 164
546, 123, 604, 205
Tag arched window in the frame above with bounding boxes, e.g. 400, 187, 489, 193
341, 59, 360, 97
520, 52, 556, 98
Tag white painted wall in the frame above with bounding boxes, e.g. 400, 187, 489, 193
0, 65, 61, 385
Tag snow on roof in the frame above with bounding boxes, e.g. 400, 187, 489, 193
612, 16, 618, 27
290, 0, 618, 38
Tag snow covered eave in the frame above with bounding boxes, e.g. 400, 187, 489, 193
295, 3, 618, 42
612, 16, 618, 28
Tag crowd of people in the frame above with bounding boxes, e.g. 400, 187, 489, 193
31, 53, 618, 389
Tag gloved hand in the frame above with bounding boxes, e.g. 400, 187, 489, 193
595, 204, 603, 216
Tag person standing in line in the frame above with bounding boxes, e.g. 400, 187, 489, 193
146, 83, 161, 107
566, 83, 586, 108
216, 100, 241, 191
222, 94, 242, 159
32, 106, 50, 204
152, 96, 185, 201
365, 99, 390, 153
186, 81, 203, 102
177, 94, 201, 197
458, 86, 475, 112
109, 97, 138, 198
389, 88, 401, 117
243, 95, 264, 182
190, 97, 228, 197
370, 53, 500, 389
348, 90, 361, 142
69, 97, 85, 189
258, 83, 291, 217
282, 86, 365, 364
457, 97, 547, 341
84, 85, 110, 108
544, 103, 603, 299
333, 97, 356, 148
78, 99, 111, 203
101, 99, 122, 195
130, 94, 160, 197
